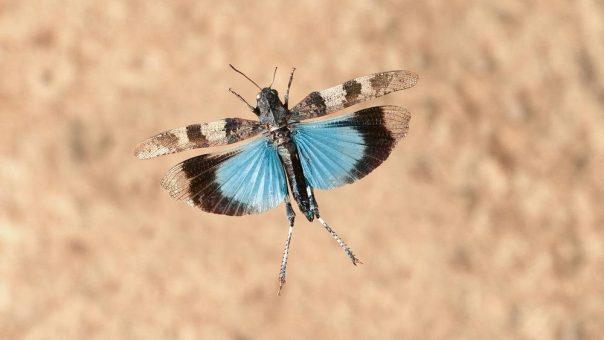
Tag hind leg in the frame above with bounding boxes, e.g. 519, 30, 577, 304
278, 195, 296, 295
307, 187, 361, 265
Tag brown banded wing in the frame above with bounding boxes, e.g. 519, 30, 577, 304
290, 70, 418, 121
134, 118, 263, 159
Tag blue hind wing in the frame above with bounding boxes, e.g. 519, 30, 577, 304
161, 137, 288, 216
292, 106, 410, 190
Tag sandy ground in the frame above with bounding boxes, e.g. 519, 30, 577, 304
1, 1, 604, 339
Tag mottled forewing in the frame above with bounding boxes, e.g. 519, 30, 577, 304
290, 70, 417, 121
134, 118, 263, 159
292, 106, 410, 190
160, 137, 288, 216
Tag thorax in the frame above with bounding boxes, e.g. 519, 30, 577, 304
268, 125, 294, 149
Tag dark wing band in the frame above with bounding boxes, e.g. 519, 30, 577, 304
290, 70, 417, 121
134, 118, 263, 159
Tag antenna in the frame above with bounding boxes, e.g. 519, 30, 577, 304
270, 67, 278, 88
229, 64, 261, 90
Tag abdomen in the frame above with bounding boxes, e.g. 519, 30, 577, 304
272, 128, 314, 221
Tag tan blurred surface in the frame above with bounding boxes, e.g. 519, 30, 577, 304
1, 1, 604, 339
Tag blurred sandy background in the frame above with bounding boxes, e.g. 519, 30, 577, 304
1, 1, 603, 339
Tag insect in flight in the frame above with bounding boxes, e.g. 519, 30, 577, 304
134, 65, 418, 294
